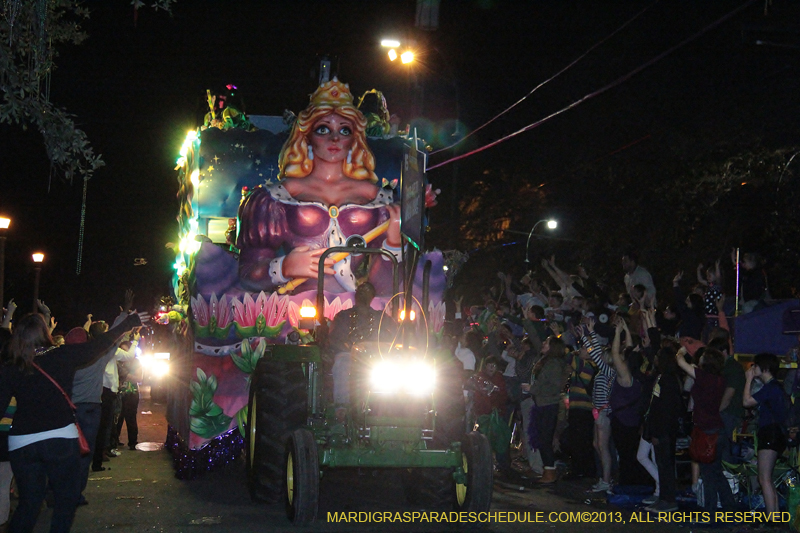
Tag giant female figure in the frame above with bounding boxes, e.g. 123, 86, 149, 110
236, 79, 402, 296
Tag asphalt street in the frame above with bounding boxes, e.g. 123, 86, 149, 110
19, 389, 738, 532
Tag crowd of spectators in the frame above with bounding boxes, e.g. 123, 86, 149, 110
439, 249, 790, 515
0, 292, 147, 532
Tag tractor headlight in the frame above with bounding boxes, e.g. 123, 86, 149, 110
151, 360, 170, 378
369, 360, 435, 396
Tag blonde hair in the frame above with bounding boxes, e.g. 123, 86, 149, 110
278, 102, 377, 182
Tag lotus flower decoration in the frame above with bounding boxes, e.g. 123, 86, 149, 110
233, 291, 289, 338
192, 293, 234, 339
323, 295, 352, 321
428, 300, 446, 335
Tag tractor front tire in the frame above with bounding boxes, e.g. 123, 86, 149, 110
455, 431, 493, 513
284, 429, 319, 524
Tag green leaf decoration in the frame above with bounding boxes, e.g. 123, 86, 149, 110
255, 314, 267, 336
189, 399, 205, 417
194, 321, 232, 340
189, 369, 232, 439
230, 350, 250, 374
234, 324, 257, 339
236, 406, 248, 437
261, 321, 285, 338
230, 338, 266, 375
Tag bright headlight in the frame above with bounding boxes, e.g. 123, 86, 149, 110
370, 360, 435, 396
152, 360, 170, 378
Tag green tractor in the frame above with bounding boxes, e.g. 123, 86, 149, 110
244, 247, 493, 524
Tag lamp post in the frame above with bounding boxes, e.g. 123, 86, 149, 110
32, 252, 44, 312
381, 37, 462, 218
0, 217, 9, 313
524, 219, 558, 264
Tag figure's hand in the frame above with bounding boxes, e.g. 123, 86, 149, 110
521, 383, 531, 393
541, 258, 549, 269
6, 299, 16, 313
745, 364, 755, 381
577, 265, 588, 280
673, 271, 683, 286
282, 246, 336, 279
132, 330, 141, 342
424, 184, 440, 208
86, 313, 93, 321
386, 204, 402, 247
49, 317, 57, 334
586, 316, 595, 332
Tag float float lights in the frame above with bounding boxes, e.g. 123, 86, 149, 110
32, 252, 44, 312
398, 309, 416, 321
298, 306, 317, 330
387, 49, 398, 61
524, 219, 558, 264
400, 51, 415, 64
0, 216, 9, 309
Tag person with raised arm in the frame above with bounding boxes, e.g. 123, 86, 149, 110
0, 310, 148, 533
676, 346, 734, 515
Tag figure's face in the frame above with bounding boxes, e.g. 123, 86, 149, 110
308, 114, 355, 164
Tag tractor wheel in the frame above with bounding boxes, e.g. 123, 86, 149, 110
284, 429, 319, 524
245, 358, 307, 503
454, 431, 493, 513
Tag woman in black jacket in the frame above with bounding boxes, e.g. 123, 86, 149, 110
643, 345, 684, 513
0, 311, 146, 533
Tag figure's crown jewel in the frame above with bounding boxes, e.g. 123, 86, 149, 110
309, 77, 353, 108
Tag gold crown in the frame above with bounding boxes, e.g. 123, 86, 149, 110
308, 77, 354, 108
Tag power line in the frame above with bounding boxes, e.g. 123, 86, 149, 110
427, 0, 758, 172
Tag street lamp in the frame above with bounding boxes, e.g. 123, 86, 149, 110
0, 217, 9, 312
524, 219, 558, 264
32, 252, 44, 313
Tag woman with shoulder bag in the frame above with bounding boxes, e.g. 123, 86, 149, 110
677, 346, 734, 514
0, 311, 147, 533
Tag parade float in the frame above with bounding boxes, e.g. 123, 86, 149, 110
163, 78, 488, 522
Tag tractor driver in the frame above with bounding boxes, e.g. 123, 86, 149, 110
327, 282, 395, 409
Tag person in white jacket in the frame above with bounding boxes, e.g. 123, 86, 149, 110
92, 324, 137, 469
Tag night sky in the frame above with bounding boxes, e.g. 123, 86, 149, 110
0, 0, 797, 327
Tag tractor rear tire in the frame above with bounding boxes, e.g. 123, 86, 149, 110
454, 431, 493, 513
245, 358, 307, 503
284, 429, 319, 524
